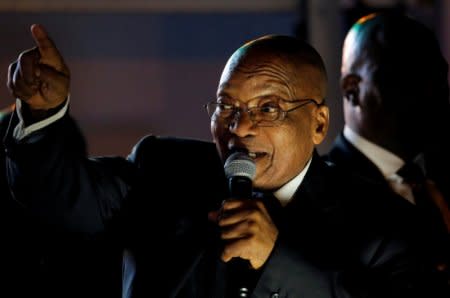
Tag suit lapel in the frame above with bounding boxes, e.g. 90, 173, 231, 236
288, 152, 341, 214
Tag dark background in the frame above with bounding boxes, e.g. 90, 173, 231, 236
0, 0, 448, 156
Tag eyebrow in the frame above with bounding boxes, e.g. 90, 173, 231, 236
216, 91, 233, 99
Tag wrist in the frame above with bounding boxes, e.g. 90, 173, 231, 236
21, 99, 67, 125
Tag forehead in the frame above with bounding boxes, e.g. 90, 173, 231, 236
218, 51, 324, 100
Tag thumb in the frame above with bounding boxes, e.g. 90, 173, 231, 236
30, 24, 68, 75
208, 210, 220, 223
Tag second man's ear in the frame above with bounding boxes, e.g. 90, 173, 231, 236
341, 74, 361, 106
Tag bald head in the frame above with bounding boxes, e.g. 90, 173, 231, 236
220, 35, 328, 101
342, 12, 448, 109
341, 12, 450, 158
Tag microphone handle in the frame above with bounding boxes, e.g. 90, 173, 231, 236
226, 175, 255, 298
226, 258, 255, 298
228, 176, 252, 199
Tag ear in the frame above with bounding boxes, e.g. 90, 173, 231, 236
341, 74, 361, 106
312, 104, 329, 145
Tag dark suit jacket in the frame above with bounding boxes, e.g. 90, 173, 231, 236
0, 111, 121, 298
326, 133, 449, 284
327, 133, 450, 202
4, 113, 448, 297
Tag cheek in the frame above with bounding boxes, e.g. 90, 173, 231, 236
211, 120, 218, 139
256, 126, 310, 187
211, 120, 226, 141
275, 124, 313, 167
278, 133, 306, 163
211, 121, 228, 158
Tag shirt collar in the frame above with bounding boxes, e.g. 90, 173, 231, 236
343, 125, 405, 177
273, 157, 313, 207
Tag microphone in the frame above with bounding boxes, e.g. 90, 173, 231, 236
224, 150, 256, 199
223, 150, 256, 298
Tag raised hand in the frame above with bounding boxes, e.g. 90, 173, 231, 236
7, 24, 70, 112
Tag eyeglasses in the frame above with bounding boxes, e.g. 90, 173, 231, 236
204, 98, 323, 126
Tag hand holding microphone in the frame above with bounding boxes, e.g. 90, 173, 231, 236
208, 149, 279, 297
213, 149, 279, 268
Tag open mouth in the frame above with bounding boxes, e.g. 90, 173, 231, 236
248, 151, 266, 160
227, 145, 267, 161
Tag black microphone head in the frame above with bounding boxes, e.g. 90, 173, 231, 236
224, 151, 256, 181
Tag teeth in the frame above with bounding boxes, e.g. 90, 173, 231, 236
248, 152, 257, 158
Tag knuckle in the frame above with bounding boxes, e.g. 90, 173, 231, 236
17, 48, 39, 66
222, 246, 233, 259
8, 61, 18, 73
246, 220, 257, 231
6, 76, 13, 90
18, 50, 31, 62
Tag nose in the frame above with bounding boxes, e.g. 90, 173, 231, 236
228, 110, 257, 137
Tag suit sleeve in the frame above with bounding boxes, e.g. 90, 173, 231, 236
4, 111, 134, 235
254, 236, 448, 298
251, 159, 448, 298
252, 210, 448, 297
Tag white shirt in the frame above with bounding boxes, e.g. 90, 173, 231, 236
13, 98, 70, 140
343, 125, 422, 205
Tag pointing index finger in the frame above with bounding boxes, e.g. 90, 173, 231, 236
30, 24, 66, 72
